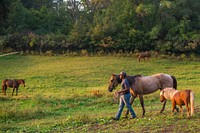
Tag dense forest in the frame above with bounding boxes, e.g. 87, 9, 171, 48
0, 0, 200, 55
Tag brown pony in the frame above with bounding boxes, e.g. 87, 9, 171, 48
108, 73, 178, 117
138, 51, 151, 62
160, 87, 194, 118
2, 79, 25, 96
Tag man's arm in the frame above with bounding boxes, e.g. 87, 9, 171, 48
118, 81, 129, 94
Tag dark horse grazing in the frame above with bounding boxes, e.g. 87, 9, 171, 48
2, 79, 25, 96
138, 51, 151, 62
160, 87, 194, 118
108, 73, 178, 117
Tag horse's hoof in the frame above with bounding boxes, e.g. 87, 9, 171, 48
122, 116, 128, 119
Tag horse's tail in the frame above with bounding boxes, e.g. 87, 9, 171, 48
2, 81, 5, 94
190, 91, 195, 116
170, 75, 177, 90
2, 84, 4, 94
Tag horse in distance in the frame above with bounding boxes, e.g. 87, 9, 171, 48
2, 79, 25, 96
108, 73, 178, 117
138, 51, 151, 62
160, 87, 194, 118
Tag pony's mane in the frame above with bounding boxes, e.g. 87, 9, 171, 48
161, 87, 178, 97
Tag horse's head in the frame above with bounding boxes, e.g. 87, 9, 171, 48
160, 91, 166, 102
108, 74, 121, 92
20, 79, 25, 87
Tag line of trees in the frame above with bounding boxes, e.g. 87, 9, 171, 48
0, 0, 200, 55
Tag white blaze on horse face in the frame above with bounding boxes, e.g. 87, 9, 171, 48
160, 91, 164, 96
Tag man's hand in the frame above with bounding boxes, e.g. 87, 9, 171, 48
115, 91, 120, 97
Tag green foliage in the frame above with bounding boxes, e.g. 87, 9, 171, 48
0, 0, 200, 55
7, 0, 29, 33
149, 24, 162, 40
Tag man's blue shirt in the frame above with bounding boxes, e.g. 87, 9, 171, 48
121, 78, 130, 94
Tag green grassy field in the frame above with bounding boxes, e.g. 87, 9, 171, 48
0, 55, 200, 132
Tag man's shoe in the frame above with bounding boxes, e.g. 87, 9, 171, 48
130, 116, 136, 119
111, 117, 119, 121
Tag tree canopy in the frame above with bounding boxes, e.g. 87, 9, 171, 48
0, 0, 200, 55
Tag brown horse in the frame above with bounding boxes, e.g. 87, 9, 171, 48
108, 73, 178, 117
2, 79, 25, 96
138, 51, 151, 62
160, 87, 194, 118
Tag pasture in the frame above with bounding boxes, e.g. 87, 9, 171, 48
0, 55, 200, 132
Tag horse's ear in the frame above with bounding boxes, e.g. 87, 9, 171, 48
112, 73, 116, 76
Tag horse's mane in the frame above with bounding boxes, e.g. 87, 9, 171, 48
133, 75, 142, 78
127, 74, 142, 84
115, 74, 122, 83
115, 74, 142, 84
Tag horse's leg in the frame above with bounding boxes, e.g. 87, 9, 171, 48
175, 106, 179, 112
4, 86, 7, 95
160, 100, 167, 113
2, 85, 5, 95
172, 100, 176, 116
12, 87, 15, 96
16, 87, 18, 96
180, 106, 183, 117
185, 101, 190, 118
2, 85, 3, 95
125, 95, 136, 118
139, 94, 145, 117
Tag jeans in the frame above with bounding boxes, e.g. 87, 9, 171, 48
115, 93, 136, 119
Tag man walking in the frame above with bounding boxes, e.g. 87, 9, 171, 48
112, 71, 136, 120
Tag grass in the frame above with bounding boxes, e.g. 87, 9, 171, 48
0, 55, 200, 132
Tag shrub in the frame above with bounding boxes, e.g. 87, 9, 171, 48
180, 53, 187, 60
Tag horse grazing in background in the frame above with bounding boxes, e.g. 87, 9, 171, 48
138, 51, 151, 62
160, 88, 194, 118
108, 73, 178, 117
2, 79, 25, 96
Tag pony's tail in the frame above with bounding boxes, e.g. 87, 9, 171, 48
170, 75, 177, 90
2, 84, 5, 94
190, 91, 195, 116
